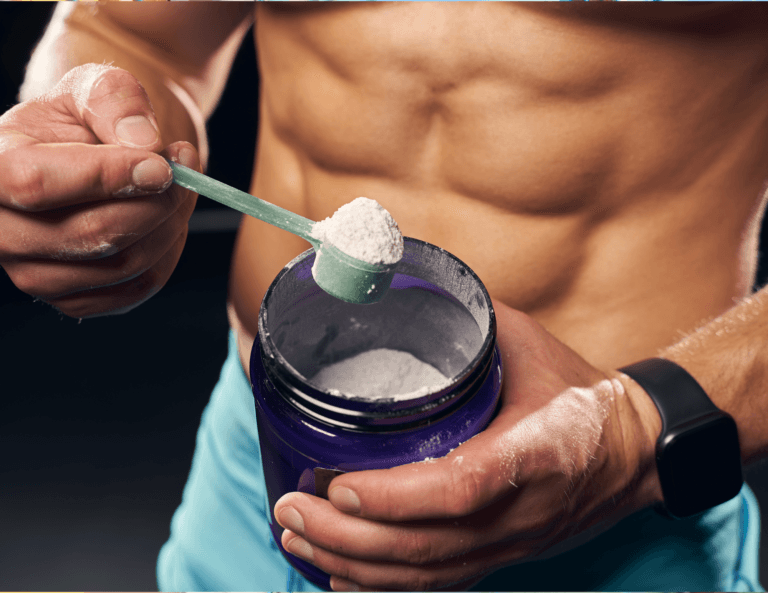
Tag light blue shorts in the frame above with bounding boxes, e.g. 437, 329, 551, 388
157, 330, 763, 592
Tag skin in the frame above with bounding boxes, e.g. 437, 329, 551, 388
4, 2, 768, 590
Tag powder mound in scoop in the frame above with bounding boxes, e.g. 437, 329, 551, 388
311, 349, 450, 400
311, 197, 404, 265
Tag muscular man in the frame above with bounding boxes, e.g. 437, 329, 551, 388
3, 2, 768, 590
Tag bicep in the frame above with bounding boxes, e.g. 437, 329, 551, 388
97, 1, 255, 118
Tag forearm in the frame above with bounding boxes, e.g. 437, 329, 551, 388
605, 282, 768, 517
617, 283, 768, 473
657, 286, 768, 465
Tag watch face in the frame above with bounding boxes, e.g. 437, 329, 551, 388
658, 415, 743, 518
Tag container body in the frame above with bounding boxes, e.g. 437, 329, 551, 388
250, 238, 502, 589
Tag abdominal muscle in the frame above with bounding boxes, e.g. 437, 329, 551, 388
228, 2, 768, 377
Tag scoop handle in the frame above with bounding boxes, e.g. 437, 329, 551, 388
167, 160, 316, 244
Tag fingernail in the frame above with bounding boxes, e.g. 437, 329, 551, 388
277, 506, 304, 535
286, 536, 314, 562
330, 577, 361, 592
132, 159, 172, 191
329, 487, 360, 513
179, 146, 197, 169
115, 115, 159, 147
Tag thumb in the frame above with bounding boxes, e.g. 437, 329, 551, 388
326, 424, 519, 522
49, 64, 163, 150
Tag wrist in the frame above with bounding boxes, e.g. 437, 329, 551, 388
610, 369, 665, 512
617, 358, 743, 518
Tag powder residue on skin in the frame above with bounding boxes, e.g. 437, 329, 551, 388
311, 348, 449, 400
311, 197, 404, 265
32, 63, 118, 119
497, 378, 620, 488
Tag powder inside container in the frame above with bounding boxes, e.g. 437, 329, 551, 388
310, 348, 450, 400
311, 197, 404, 265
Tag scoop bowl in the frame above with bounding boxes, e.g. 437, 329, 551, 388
311, 243, 397, 305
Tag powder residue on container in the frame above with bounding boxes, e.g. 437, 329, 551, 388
311, 197, 404, 265
311, 348, 450, 401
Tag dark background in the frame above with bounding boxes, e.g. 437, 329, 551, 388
1, 4, 255, 590
2, 4, 768, 591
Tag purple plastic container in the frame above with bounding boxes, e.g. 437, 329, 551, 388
250, 238, 502, 589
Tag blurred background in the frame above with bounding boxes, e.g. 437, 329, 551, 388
2, 3, 768, 591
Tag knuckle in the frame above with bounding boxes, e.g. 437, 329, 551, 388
445, 464, 483, 517
54, 241, 120, 262
90, 67, 149, 107
75, 211, 114, 257
398, 529, 436, 565
4, 160, 46, 211
132, 252, 167, 299
109, 236, 152, 280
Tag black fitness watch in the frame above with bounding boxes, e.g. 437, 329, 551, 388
618, 358, 743, 519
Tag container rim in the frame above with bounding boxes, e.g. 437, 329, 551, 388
255, 237, 497, 426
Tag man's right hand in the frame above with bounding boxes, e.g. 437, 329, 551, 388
0, 63, 200, 318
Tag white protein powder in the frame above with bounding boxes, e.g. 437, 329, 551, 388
311, 197, 404, 265
311, 348, 450, 400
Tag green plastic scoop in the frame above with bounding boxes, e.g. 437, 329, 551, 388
168, 161, 397, 304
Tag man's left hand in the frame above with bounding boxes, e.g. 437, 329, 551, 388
273, 299, 663, 591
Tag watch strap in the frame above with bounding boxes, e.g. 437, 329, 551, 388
618, 358, 721, 432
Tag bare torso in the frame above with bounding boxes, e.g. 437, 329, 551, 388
228, 3, 768, 376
